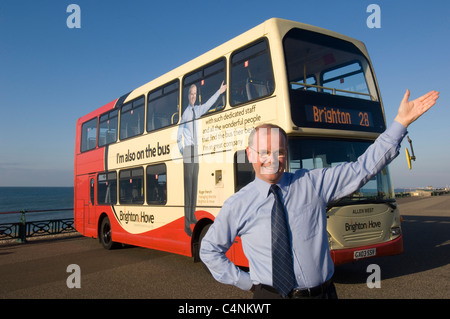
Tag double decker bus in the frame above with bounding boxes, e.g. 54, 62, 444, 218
74, 18, 403, 266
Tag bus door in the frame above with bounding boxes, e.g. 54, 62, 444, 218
88, 175, 97, 226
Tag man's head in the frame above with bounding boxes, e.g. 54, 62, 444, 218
246, 124, 288, 185
188, 84, 197, 106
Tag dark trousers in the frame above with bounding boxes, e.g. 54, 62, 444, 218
183, 146, 199, 236
253, 281, 338, 299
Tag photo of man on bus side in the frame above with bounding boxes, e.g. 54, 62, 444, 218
177, 81, 227, 236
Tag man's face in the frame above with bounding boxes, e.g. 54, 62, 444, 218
188, 85, 197, 106
247, 128, 287, 185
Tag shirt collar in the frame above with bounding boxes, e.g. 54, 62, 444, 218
253, 173, 290, 197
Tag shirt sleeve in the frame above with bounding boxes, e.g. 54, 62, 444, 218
197, 90, 221, 116
313, 120, 407, 203
199, 199, 253, 291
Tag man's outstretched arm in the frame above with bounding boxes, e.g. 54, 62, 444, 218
395, 89, 439, 128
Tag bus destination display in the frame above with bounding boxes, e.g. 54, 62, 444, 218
305, 104, 373, 128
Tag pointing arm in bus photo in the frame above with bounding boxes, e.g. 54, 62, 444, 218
177, 81, 227, 155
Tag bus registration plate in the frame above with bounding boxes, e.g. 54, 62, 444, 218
354, 248, 376, 259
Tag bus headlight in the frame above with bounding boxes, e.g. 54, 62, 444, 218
390, 226, 401, 237
327, 232, 333, 247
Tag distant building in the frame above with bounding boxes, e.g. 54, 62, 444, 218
411, 190, 432, 197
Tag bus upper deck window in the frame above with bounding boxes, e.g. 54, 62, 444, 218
283, 28, 375, 101
99, 109, 118, 147
80, 117, 98, 152
230, 38, 274, 106
182, 58, 226, 116
147, 80, 180, 132
120, 96, 145, 140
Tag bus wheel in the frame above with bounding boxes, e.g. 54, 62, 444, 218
100, 216, 117, 250
197, 223, 212, 272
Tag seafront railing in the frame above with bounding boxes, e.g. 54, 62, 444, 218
0, 208, 76, 243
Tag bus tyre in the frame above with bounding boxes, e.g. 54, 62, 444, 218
198, 223, 212, 273
100, 216, 118, 250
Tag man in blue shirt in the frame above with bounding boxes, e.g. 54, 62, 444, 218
178, 82, 227, 236
200, 89, 439, 298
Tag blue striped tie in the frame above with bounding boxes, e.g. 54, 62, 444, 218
270, 184, 296, 297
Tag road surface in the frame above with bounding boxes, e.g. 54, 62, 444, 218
0, 195, 448, 299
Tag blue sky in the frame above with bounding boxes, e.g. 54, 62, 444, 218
0, 0, 448, 188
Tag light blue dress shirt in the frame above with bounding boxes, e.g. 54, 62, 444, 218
177, 90, 221, 154
200, 121, 407, 291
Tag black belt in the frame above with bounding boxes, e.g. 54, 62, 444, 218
257, 278, 333, 298
288, 278, 333, 298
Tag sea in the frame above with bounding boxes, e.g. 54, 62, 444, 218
0, 187, 74, 224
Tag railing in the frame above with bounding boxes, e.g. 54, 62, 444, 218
0, 208, 76, 243
290, 82, 375, 100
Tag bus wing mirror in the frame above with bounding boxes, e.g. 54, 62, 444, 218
405, 135, 416, 170
405, 148, 412, 170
